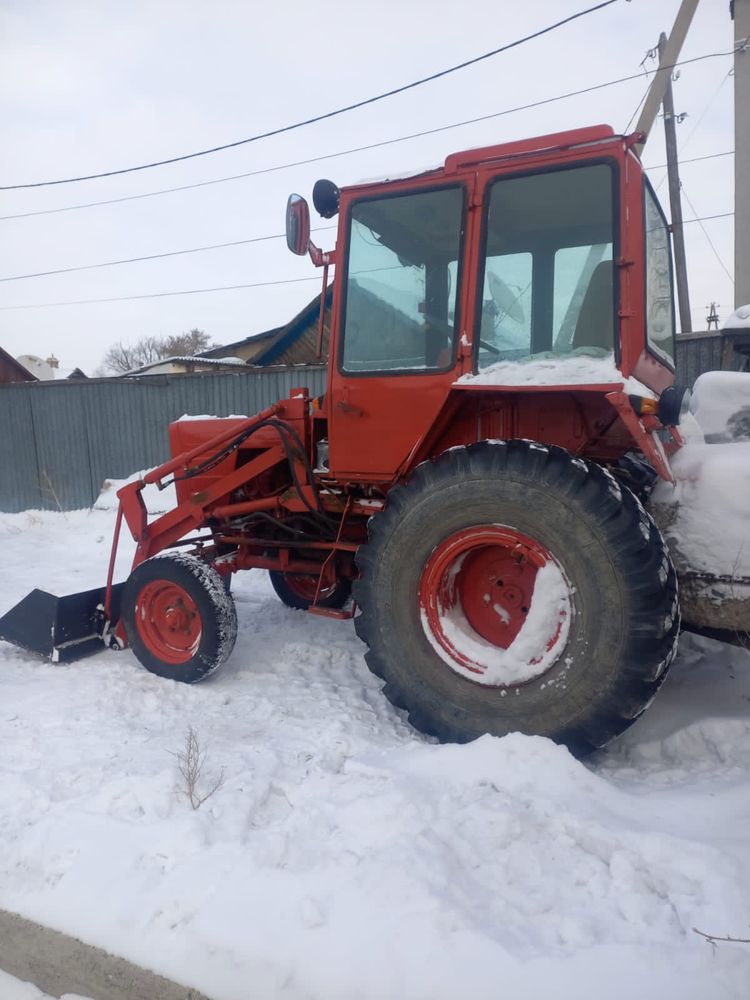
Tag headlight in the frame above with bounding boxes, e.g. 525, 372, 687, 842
657, 385, 690, 426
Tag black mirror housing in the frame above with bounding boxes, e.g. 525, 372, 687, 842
312, 179, 340, 219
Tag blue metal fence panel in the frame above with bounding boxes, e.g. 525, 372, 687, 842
29, 381, 95, 510
0, 367, 327, 513
0, 388, 42, 511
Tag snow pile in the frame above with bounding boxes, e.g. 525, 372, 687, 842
651, 441, 750, 578
691, 371, 750, 442
649, 372, 750, 584
723, 304, 750, 329
1, 511, 749, 999
94, 469, 177, 515
456, 351, 654, 395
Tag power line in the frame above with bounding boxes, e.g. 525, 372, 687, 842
0, 226, 336, 282
623, 68, 654, 134
682, 211, 733, 224
0, 48, 739, 224
681, 185, 734, 285
0, 1, 621, 191
0, 203, 731, 285
679, 67, 734, 154
654, 65, 734, 193
0, 276, 322, 310
645, 150, 734, 170
0, 210, 733, 310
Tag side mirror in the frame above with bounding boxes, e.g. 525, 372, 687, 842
286, 194, 311, 255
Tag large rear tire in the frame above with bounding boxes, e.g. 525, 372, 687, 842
353, 440, 679, 755
123, 552, 238, 683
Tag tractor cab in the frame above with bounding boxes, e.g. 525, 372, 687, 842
287, 125, 680, 478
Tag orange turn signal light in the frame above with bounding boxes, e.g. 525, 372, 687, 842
627, 394, 659, 417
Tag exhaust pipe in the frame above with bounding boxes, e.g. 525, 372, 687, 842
0, 584, 123, 663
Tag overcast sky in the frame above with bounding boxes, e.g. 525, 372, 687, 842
0, 0, 738, 374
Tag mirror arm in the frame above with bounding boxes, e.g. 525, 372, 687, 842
308, 242, 336, 268
316, 261, 330, 362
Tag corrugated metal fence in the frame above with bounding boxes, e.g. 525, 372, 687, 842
0, 339, 740, 513
0, 367, 326, 513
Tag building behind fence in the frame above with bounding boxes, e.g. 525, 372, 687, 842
0, 366, 326, 513
0, 333, 746, 514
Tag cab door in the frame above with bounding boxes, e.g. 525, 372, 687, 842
327, 178, 475, 480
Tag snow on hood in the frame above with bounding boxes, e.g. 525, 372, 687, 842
456, 352, 654, 395
175, 412, 249, 421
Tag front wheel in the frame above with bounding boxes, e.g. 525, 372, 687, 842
354, 440, 679, 755
269, 570, 351, 611
122, 552, 238, 683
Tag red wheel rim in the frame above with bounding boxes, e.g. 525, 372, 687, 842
419, 526, 571, 686
135, 580, 202, 664
284, 574, 339, 602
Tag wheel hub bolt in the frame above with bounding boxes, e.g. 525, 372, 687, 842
164, 605, 186, 630
502, 586, 523, 608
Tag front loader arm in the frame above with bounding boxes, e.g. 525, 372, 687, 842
105, 398, 319, 630
118, 444, 287, 564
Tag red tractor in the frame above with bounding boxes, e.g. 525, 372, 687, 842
1, 124, 715, 754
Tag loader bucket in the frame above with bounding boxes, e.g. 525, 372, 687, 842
0, 584, 123, 663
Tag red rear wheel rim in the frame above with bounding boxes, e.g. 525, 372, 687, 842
419, 525, 571, 685
135, 581, 202, 664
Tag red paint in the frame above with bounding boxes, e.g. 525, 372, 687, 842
134, 580, 202, 664
418, 526, 567, 677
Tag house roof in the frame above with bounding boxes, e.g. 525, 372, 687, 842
200, 327, 283, 362
201, 285, 334, 367
0, 347, 38, 383
123, 355, 249, 376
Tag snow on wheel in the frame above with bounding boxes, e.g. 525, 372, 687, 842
122, 552, 237, 683
419, 525, 572, 686
354, 440, 680, 755
269, 570, 351, 611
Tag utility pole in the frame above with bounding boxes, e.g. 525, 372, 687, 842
659, 32, 692, 332
732, 0, 750, 308
634, 0, 699, 155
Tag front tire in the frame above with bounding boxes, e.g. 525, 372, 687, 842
122, 552, 238, 683
354, 440, 679, 755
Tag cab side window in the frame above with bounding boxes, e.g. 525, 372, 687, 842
341, 187, 465, 373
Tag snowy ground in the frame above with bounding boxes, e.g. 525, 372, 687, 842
0, 968, 88, 1000
1, 508, 750, 1000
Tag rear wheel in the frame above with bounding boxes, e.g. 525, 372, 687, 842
122, 552, 237, 682
269, 570, 351, 611
354, 440, 679, 755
